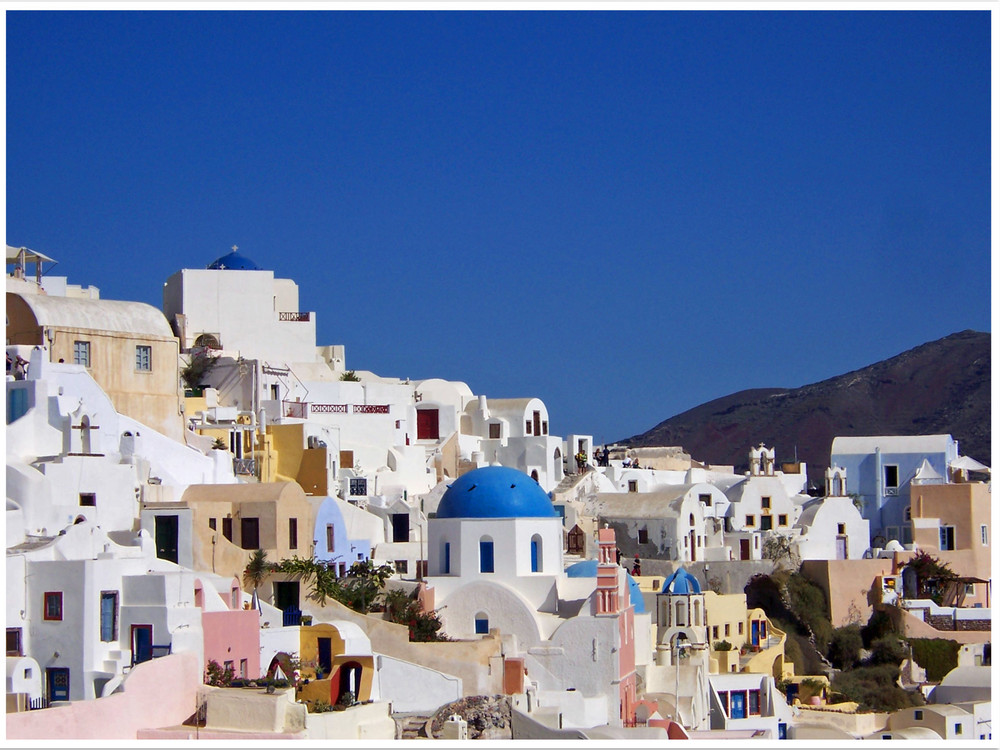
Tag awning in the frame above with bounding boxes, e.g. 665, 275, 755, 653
950, 455, 990, 473
6, 245, 56, 264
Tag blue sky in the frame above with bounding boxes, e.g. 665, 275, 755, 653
5, 9, 992, 445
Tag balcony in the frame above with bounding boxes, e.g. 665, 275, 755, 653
278, 311, 311, 322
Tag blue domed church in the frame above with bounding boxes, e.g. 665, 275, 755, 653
425, 465, 646, 729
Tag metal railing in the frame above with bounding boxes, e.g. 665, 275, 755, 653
278, 312, 311, 322
233, 457, 257, 475
283, 608, 302, 627
312, 403, 349, 414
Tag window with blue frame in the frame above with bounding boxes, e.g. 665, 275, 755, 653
530, 536, 541, 573
475, 614, 489, 634
443, 542, 451, 574
479, 538, 494, 573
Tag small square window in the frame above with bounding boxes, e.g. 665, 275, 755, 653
638, 528, 648, 544
475, 617, 489, 635
745, 515, 755, 527
394, 560, 408, 574
489, 423, 501, 439
79, 493, 96, 507
6, 628, 23, 656
350, 478, 367, 496
712, 626, 719, 639
761, 497, 770, 509
628, 480, 639, 493
73, 340, 91, 367
955, 724, 963, 735
700, 494, 712, 506
208, 518, 216, 530
914, 710, 923, 720
778, 514, 787, 526
135, 345, 152, 371
837, 523, 846, 535
44, 592, 63, 621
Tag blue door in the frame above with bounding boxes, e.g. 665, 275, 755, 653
132, 624, 153, 664
730, 691, 746, 719
751, 620, 760, 646
46, 667, 70, 702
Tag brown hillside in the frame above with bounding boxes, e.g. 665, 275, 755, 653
622, 330, 990, 489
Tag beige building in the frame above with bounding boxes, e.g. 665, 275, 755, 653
908, 481, 991, 607
178, 481, 318, 582
7, 291, 184, 441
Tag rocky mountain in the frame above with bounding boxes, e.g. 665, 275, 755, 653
622, 330, 990, 489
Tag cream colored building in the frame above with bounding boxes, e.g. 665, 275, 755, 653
7, 291, 183, 441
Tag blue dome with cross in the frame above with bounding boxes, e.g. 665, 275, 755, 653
436, 466, 557, 519
207, 247, 262, 271
661, 566, 702, 594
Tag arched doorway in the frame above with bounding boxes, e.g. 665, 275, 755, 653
336, 661, 363, 704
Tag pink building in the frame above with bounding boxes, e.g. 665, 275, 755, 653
196, 576, 262, 680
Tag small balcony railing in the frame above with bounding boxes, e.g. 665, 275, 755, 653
283, 608, 302, 627
283, 401, 309, 419
233, 457, 257, 475
278, 312, 311, 322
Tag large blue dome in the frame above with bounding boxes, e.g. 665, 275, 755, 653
207, 249, 262, 271
565, 559, 646, 614
436, 466, 557, 519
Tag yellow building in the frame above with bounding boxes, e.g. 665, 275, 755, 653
294, 621, 377, 710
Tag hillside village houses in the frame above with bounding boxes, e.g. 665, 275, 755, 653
5, 244, 992, 741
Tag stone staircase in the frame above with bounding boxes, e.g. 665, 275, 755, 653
394, 713, 432, 740
102, 649, 130, 675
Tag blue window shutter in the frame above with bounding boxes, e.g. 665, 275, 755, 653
480, 541, 494, 573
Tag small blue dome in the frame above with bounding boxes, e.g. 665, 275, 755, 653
435, 466, 556, 519
565, 559, 646, 614
207, 250, 261, 271
661, 567, 702, 595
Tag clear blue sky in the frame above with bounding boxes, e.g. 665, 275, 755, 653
5, 9, 992, 445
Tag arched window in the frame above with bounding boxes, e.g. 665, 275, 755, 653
474, 612, 489, 635
479, 536, 495, 573
689, 513, 695, 527
80, 415, 92, 454
530, 470, 539, 483
693, 599, 701, 626
530, 534, 543, 573
675, 600, 686, 626
194, 333, 220, 349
